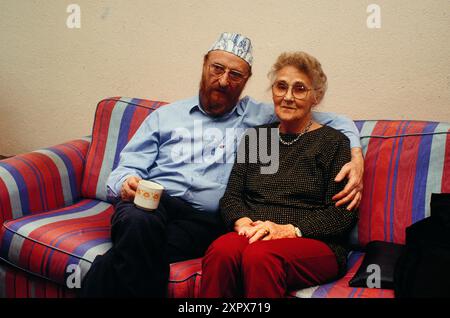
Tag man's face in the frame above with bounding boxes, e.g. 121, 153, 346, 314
199, 50, 251, 117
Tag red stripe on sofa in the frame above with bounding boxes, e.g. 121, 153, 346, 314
391, 122, 426, 244
22, 153, 66, 213
382, 123, 403, 244
81, 98, 117, 197
0, 178, 13, 225
442, 131, 450, 192
127, 106, 152, 141
359, 121, 399, 246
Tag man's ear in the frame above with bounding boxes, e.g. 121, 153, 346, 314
202, 54, 210, 73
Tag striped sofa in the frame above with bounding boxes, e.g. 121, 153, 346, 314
1, 97, 449, 298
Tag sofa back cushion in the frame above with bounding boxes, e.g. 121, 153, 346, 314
81, 99, 450, 247
81, 97, 167, 201
353, 120, 450, 248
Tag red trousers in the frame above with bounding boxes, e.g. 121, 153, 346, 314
200, 232, 339, 298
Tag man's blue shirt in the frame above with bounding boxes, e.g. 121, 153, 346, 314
106, 95, 361, 213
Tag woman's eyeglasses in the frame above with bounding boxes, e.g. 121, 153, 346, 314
272, 80, 320, 100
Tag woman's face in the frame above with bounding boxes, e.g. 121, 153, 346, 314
272, 65, 316, 124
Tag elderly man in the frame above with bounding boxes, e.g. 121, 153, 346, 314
80, 33, 363, 297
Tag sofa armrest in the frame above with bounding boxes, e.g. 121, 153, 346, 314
0, 137, 91, 223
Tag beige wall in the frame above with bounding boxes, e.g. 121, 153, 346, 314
1, 0, 449, 156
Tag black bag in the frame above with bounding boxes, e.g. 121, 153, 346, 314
394, 193, 450, 298
349, 240, 404, 289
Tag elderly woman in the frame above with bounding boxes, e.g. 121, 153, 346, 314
199, 51, 358, 298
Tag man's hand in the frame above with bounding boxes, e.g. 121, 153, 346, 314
120, 176, 142, 201
332, 147, 364, 210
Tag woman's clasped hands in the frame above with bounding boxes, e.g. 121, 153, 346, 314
234, 217, 297, 244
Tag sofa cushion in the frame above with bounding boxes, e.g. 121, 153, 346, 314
353, 120, 450, 247
0, 200, 213, 298
0, 199, 114, 285
81, 97, 167, 201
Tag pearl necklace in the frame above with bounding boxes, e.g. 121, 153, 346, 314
278, 121, 313, 146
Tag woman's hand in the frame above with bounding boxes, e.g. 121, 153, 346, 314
234, 217, 254, 235
246, 221, 297, 244
332, 147, 364, 210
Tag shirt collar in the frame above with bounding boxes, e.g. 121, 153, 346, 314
189, 95, 247, 117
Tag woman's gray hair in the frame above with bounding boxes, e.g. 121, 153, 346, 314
268, 51, 328, 104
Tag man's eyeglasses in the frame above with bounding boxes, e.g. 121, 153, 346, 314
272, 80, 320, 100
208, 63, 248, 84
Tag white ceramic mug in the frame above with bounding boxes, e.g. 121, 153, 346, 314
134, 180, 164, 211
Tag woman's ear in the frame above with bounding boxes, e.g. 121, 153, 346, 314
312, 93, 319, 106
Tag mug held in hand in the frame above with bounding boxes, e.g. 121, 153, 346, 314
134, 180, 164, 211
